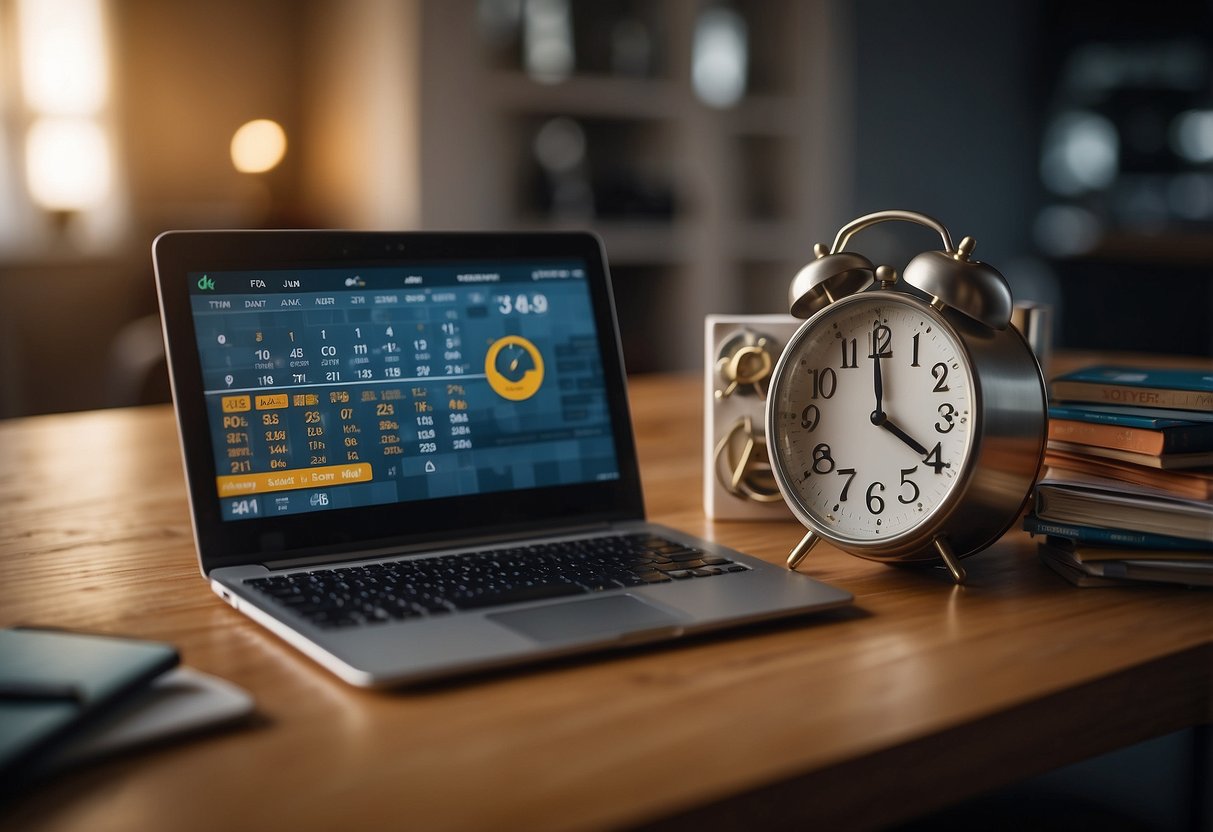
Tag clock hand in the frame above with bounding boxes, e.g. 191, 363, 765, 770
871, 410, 930, 456
867, 326, 926, 454
871, 335, 885, 420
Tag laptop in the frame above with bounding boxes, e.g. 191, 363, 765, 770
153, 230, 851, 687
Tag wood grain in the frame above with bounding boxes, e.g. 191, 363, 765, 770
1, 354, 1209, 831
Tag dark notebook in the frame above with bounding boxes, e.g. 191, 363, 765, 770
0, 627, 179, 783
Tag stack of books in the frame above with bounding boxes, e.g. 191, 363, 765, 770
1024, 365, 1213, 588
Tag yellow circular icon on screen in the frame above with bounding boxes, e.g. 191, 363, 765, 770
485, 335, 544, 400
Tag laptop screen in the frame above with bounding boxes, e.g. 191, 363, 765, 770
189, 261, 619, 522
154, 232, 644, 569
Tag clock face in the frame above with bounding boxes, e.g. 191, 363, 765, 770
769, 293, 975, 547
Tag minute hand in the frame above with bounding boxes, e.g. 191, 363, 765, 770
871, 411, 929, 456
872, 340, 884, 417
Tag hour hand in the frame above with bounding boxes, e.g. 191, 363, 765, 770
871, 411, 928, 456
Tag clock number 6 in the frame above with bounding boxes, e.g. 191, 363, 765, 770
866, 481, 885, 515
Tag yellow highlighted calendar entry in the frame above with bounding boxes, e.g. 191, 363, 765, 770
221, 395, 251, 413
255, 393, 290, 410
217, 463, 372, 497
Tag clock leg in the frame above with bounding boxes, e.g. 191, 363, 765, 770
786, 531, 819, 570
932, 536, 966, 585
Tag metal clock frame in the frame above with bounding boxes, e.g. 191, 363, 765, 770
766, 211, 1048, 584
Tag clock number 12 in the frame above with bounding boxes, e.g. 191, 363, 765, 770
869, 325, 892, 359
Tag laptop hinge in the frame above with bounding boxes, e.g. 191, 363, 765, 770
258, 521, 621, 571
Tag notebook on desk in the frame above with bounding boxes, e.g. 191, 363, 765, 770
153, 230, 851, 687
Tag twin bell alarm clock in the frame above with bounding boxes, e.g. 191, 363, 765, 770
766, 210, 1047, 584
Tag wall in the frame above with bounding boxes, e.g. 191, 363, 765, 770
848, 0, 1043, 280
847, 0, 1213, 355
1, 1, 315, 417
112, 0, 308, 237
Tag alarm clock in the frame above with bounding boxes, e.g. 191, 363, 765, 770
766, 210, 1047, 584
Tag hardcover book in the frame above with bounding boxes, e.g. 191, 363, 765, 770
1043, 449, 1213, 500
1033, 480, 1213, 542
1038, 541, 1213, 588
1047, 440, 1213, 470
1038, 546, 1127, 587
1022, 514, 1213, 551
1049, 365, 1213, 413
1042, 535, 1212, 563
1047, 416, 1213, 456
1047, 403, 1213, 428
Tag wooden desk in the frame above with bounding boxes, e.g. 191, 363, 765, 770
1, 360, 1210, 831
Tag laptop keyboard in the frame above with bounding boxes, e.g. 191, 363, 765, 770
245, 534, 748, 629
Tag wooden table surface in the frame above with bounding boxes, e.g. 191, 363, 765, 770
1, 355, 1210, 831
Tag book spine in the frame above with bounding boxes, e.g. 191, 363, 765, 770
1022, 515, 1213, 551
1043, 450, 1213, 500
1047, 404, 1207, 428
1097, 561, 1213, 588
1050, 381, 1213, 412
1047, 419, 1166, 455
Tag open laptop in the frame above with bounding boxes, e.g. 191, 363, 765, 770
153, 230, 851, 687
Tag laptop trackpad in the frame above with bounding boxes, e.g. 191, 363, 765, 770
488, 595, 683, 644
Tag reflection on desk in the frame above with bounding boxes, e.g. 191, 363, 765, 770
0, 352, 1210, 831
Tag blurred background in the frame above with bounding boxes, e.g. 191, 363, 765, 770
1, 0, 1211, 417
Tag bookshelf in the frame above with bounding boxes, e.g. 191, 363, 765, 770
409, 1, 848, 372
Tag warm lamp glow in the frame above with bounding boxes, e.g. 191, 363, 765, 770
231, 119, 287, 174
25, 118, 112, 211
17, 0, 109, 115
